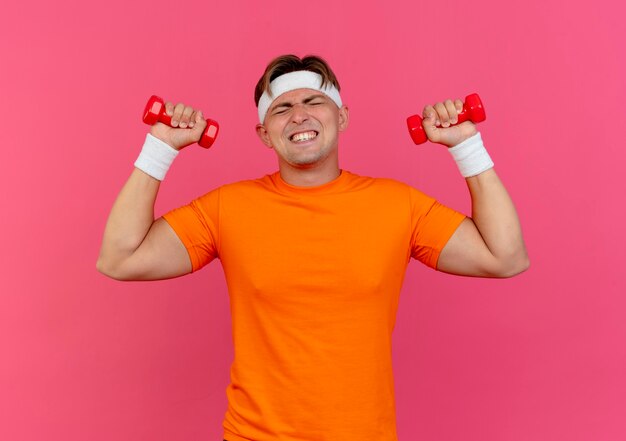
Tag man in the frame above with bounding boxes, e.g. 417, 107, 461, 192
97, 54, 528, 441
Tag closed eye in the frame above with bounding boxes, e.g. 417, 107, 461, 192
271, 95, 326, 114
272, 105, 291, 115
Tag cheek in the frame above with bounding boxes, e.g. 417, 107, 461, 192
320, 110, 340, 126
264, 123, 285, 143
320, 119, 339, 136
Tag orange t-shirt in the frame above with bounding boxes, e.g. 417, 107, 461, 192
162, 170, 465, 441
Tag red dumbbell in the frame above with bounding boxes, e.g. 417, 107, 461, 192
142, 95, 219, 148
407, 93, 486, 145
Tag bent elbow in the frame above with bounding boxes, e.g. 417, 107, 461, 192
96, 258, 115, 279
495, 253, 530, 278
96, 258, 129, 281
96, 257, 109, 276
516, 251, 531, 274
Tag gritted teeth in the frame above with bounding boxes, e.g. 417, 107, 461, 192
290, 130, 318, 142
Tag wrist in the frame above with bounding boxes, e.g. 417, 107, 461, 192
134, 133, 180, 181
461, 126, 479, 142
447, 132, 494, 178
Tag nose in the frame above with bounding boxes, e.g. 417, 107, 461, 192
290, 103, 309, 124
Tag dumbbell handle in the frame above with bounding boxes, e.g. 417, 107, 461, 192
142, 95, 219, 149
407, 93, 486, 145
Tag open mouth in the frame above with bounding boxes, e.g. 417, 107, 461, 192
289, 130, 318, 143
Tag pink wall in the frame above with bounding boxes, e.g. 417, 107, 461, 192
1, 0, 624, 440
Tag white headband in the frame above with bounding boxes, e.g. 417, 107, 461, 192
257, 70, 343, 123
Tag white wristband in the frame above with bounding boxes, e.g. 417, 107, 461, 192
447, 132, 494, 178
134, 133, 179, 181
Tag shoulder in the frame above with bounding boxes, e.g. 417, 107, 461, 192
344, 172, 441, 214
342, 170, 415, 194
194, 174, 276, 199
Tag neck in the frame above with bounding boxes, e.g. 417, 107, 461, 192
278, 158, 341, 187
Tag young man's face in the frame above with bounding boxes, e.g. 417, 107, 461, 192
256, 88, 349, 170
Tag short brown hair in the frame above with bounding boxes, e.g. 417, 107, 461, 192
254, 54, 341, 107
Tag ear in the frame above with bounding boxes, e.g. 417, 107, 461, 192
338, 105, 350, 132
255, 124, 273, 148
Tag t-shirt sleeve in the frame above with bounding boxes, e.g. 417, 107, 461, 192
409, 186, 466, 269
161, 188, 221, 273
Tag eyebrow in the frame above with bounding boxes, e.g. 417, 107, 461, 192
270, 94, 327, 112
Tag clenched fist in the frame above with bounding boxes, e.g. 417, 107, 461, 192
150, 101, 208, 151
422, 98, 478, 147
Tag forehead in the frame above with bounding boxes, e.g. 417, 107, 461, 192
270, 88, 326, 107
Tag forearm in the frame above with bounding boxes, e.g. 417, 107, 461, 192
466, 168, 529, 273
97, 168, 160, 272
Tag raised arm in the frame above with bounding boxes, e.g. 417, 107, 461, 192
437, 168, 529, 277
96, 102, 207, 281
420, 98, 529, 278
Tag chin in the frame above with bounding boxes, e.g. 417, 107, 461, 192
289, 158, 323, 167
282, 149, 318, 164
279, 143, 338, 168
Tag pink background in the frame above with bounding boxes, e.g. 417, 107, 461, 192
1, 0, 624, 440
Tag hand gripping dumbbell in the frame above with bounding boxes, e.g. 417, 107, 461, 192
406, 93, 486, 144
142, 95, 219, 148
